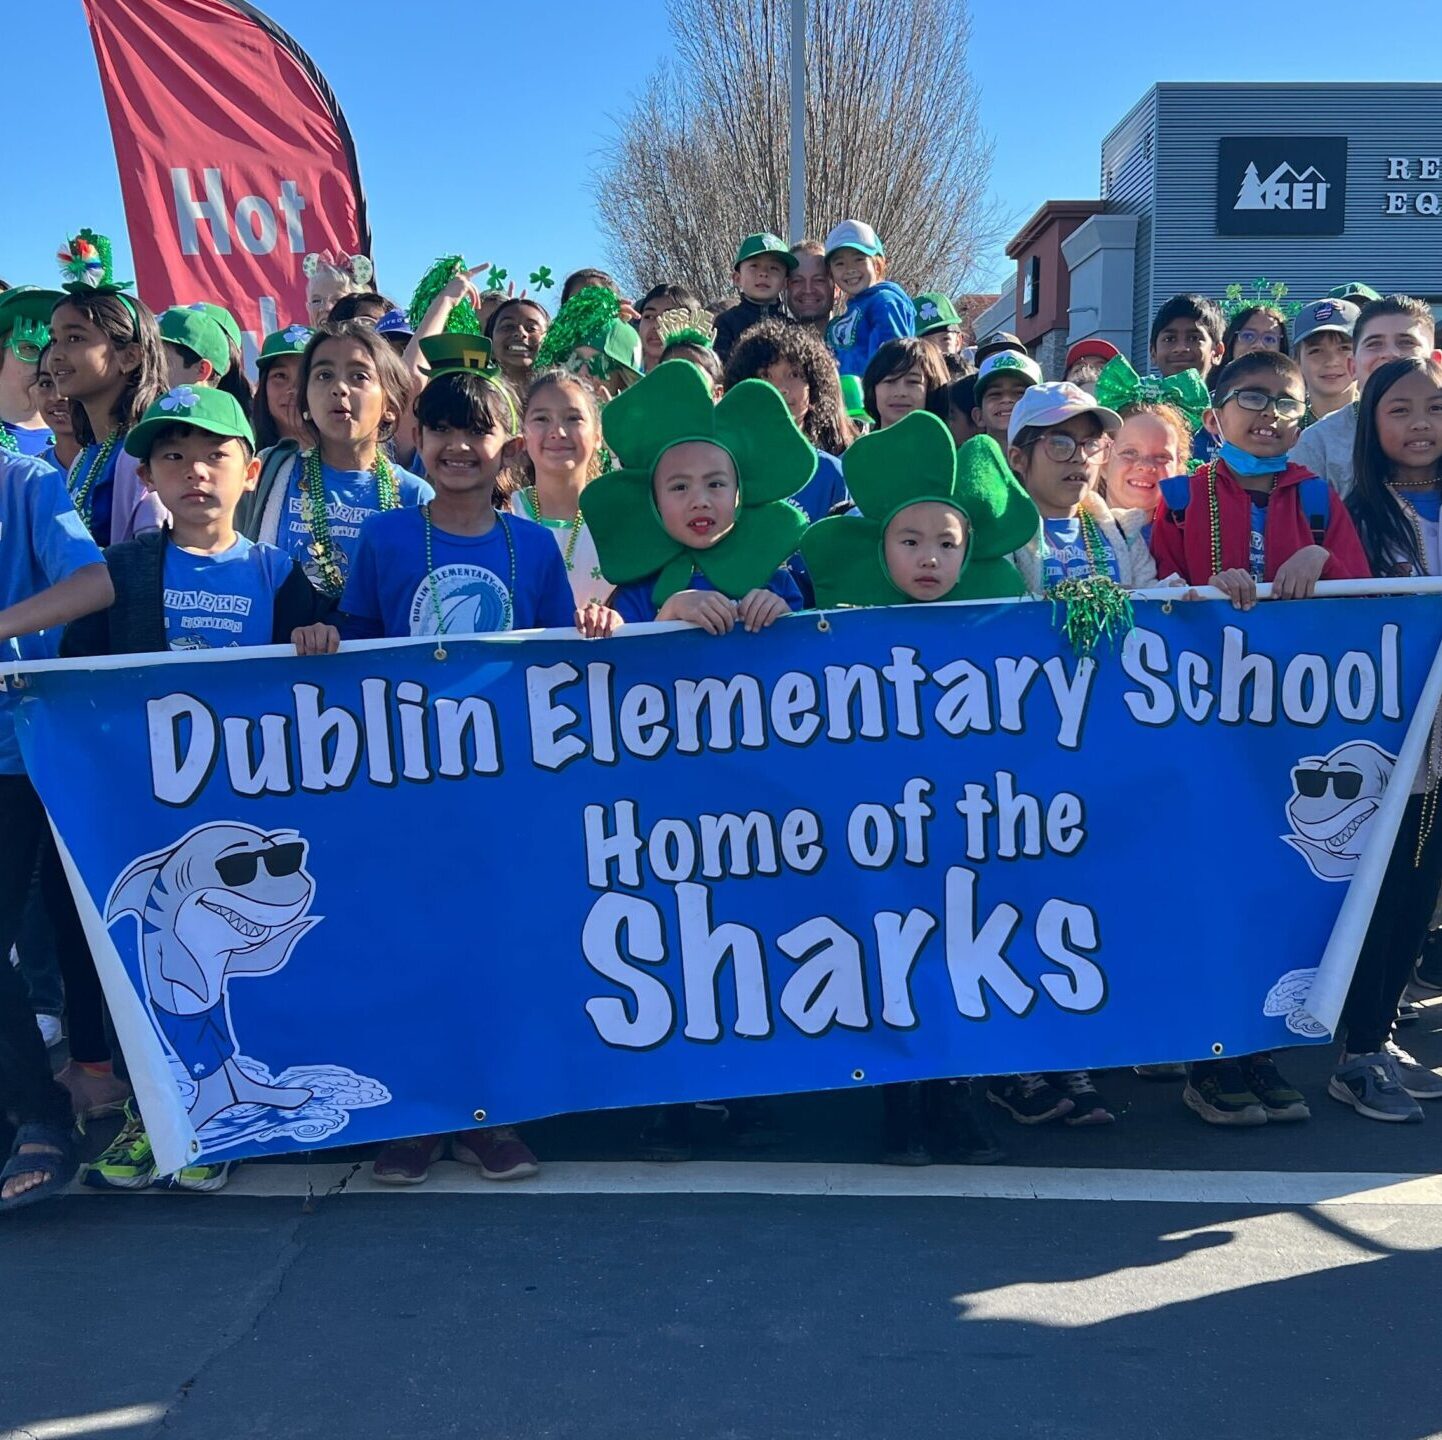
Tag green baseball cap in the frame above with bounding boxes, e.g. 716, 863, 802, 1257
913, 292, 962, 335
595, 318, 644, 377
733, 233, 799, 272
195, 301, 242, 352
258, 325, 315, 365
1328, 282, 1381, 305
159, 305, 233, 376
124, 385, 255, 459
839, 373, 869, 423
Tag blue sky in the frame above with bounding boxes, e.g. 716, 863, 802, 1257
2, 0, 1439, 307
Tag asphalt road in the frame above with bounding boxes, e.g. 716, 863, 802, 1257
4, 1009, 1442, 1440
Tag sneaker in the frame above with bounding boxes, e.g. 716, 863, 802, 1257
1240, 1053, 1310, 1122
1052, 1071, 1115, 1126
162, 1160, 232, 1193
34, 1014, 62, 1049
372, 1135, 445, 1186
1384, 1040, 1442, 1100
451, 1127, 539, 1181
638, 1105, 693, 1162
881, 1082, 932, 1164
924, 1079, 1003, 1164
57, 1062, 131, 1122
1133, 1063, 1187, 1080
1329, 1053, 1424, 1123
81, 1102, 156, 1189
1182, 1061, 1267, 1126
986, 1073, 1075, 1125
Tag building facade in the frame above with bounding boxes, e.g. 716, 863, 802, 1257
985, 83, 1442, 373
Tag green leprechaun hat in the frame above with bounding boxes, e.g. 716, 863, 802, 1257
586, 359, 816, 606
801, 412, 1038, 608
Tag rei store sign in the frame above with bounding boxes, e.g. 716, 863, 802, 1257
1216, 136, 1348, 236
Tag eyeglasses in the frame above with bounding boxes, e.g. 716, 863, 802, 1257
4, 335, 40, 364
1237, 329, 1283, 350
1292, 768, 1363, 801
214, 842, 307, 887
1114, 448, 1176, 471
1216, 388, 1306, 421
1029, 432, 1110, 463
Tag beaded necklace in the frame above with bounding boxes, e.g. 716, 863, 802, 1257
525, 484, 584, 570
422, 504, 517, 660
300, 447, 399, 597
1043, 508, 1109, 581
70, 430, 120, 532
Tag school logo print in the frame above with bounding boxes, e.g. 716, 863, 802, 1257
1282, 740, 1395, 882
408, 564, 512, 636
106, 823, 389, 1149
829, 310, 860, 350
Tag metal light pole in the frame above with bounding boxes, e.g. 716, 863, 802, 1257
789, 0, 805, 242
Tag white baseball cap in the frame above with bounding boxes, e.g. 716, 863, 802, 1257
1006, 381, 1122, 447
824, 220, 885, 260
974, 348, 1043, 401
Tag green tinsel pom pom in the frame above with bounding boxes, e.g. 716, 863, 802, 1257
408, 255, 482, 335
1046, 576, 1135, 659
535, 285, 621, 368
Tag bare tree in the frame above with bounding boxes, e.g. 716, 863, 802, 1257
592, 0, 1001, 301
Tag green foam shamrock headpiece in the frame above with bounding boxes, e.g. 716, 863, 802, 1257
586, 359, 816, 605
801, 413, 1038, 608
1093, 355, 1209, 432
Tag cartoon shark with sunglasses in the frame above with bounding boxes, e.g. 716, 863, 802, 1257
107, 823, 322, 1130
1284, 740, 1395, 881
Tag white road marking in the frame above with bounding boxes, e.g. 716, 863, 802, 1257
71, 1161, 1442, 1206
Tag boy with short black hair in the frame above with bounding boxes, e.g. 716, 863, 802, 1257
1292, 299, 1359, 425
1149, 294, 1226, 381
59, 386, 337, 1194
1293, 295, 1438, 497
970, 350, 1041, 447
713, 233, 796, 363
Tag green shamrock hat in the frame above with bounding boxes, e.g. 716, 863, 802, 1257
124, 385, 256, 459
258, 325, 314, 365
734, 233, 799, 272
913, 291, 962, 335
587, 359, 816, 605
193, 301, 242, 353
159, 305, 233, 376
419, 332, 500, 379
801, 413, 1038, 608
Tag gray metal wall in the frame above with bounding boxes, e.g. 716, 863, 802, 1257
1102, 84, 1442, 365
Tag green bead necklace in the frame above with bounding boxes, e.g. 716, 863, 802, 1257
301, 447, 400, 597
71, 429, 120, 532
525, 484, 584, 570
422, 504, 517, 660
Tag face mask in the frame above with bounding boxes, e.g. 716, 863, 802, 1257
1217, 439, 1289, 476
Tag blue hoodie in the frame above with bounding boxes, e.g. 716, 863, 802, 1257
826, 281, 916, 377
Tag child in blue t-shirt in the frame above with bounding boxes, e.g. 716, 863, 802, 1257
0, 451, 112, 1211
823, 221, 916, 379
58, 388, 337, 1196
245, 320, 433, 601
340, 337, 617, 642
585, 360, 814, 630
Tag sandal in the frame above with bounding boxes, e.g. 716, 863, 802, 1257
1, 1123, 77, 1212
371, 1135, 445, 1186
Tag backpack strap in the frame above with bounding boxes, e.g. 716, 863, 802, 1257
1298, 475, 1332, 548
1158, 472, 1193, 528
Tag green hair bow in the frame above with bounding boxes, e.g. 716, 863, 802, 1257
1093, 356, 1210, 432
585, 360, 816, 606
800, 413, 1039, 608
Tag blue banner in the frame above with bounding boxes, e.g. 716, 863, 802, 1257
9, 593, 1442, 1173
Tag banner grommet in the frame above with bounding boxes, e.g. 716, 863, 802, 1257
851, 1069, 865, 1081
1211, 1043, 1225, 1055
473, 1108, 487, 1122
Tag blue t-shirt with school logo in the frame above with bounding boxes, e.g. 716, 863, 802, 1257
162, 538, 294, 651
2, 420, 53, 457
277, 457, 431, 591
0, 455, 105, 773
1249, 500, 1267, 580
339, 508, 575, 640
1041, 516, 1120, 587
